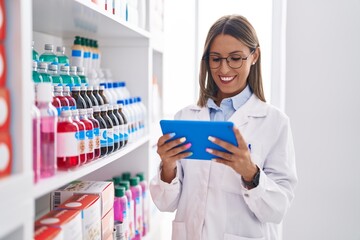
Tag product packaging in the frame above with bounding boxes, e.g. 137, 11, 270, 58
0, 87, 10, 131
102, 207, 114, 240
0, 131, 11, 178
34, 225, 64, 240
57, 194, 101, 240
51, 181, 114, 218
35, 209, 82, 240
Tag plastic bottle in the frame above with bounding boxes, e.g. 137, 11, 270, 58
130, 176, 143, 239
101, 105, 114, 154
99, 85, 109, 104
107, 105, 120, 151
86, 86, 99, 107
71, 36, 84, 68
79, 108, 95, 162
87, 108, 100, 160
117, 103, 128, 146
93, 106, 108, 157
114, 186, 128, 231
53, 85, 70, 115
108, 82, 119, 104
56, 110, 80, 170
94, 40, 101, 69
80, 85, 92, 109
128, 98, 139, 140
93, 85, 104, 106
59, 65, 74, 87
120, 82, 131, 98
51, 87, 62, 118
71, 86, 87, 109
35, 83, 58, 178
100, 83, 114, 104
113, 104, 125, 149
70, 66, 82, 86
77, 66, 88, 85
32, 41, 39, 61
32, 61, 43, 84
118, 99, 133, 143
48, 63, 63, 85
32, 105, 40, 183
136, 97, 147, 135
71, 109, 87, 165
63, 86, 77, 110
136, 172, 148, 236
82, 37, 91, 76
39, 44, 59, 64
56, 46, 69, 67
119, 180, 134, 240
38, 62, 53, 83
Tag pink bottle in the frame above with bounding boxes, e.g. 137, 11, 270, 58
114, 186, 129, 240
32, 105, 40, 183
62, 85, 76, 110
136, 172, 148, 236
130, 176, 143, 240
35, 83, 57, 178
71, 109, 87, 165
78, 108, 94, 162
57, 110, 80, 170
54, 85, 70, 112
120, 180, 134, 240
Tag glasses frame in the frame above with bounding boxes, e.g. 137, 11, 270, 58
206, 49, 255, 69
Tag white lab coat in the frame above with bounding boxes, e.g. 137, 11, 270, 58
150, 94, 298, 240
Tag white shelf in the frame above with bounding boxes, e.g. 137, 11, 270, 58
0, 174, 33, 238
33, 0, 150, 39
34, 136, 150, 199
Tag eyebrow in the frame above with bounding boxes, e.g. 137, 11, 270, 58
209, 50, 244, 55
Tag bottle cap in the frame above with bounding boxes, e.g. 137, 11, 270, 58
80, 85, 87, 91
77, 66, 85, 75
99, 85, 105, 90
70, 66, 77, 74
32, 61, 38, 69
48, 63, 58, 71
107, 105, 113, 111
119, 181, 130, 190
36, 83, 53, 102
93, 106, 100, 112
100, 105, 107, 112
56, 46, 65, 53
71, 86, 80, 91
79, 108, 87, 116
72, 109, 79, 117
54, 85, 63, 92
60, 65, 70, 72
86, 86, 93, 91
129, 177, 139, 186
113, 175, 122, 185
44, 44, 54, 51
122, 172, 131, 181
60, 110, 72, 117
94, 85, 99, 90
38, 62, 48, 70
114, 186, 125, 197
64, 86, 71, 92
136, 172, 145, 182
87, 108, 94, 114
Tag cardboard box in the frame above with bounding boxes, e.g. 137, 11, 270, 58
57, 194, 101, 240
0, 0, 5, 40
0, 45, 6, 87
0, 87, 10, 131
51, 181, 114, 218
34, 225, 63, 240
0, 131, 11, 178
102, 208, 114, 240
35, 209, 82, 240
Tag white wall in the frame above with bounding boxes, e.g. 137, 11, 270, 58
283, 0, 360, 239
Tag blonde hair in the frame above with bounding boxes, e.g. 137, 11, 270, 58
197, 14, 265, 107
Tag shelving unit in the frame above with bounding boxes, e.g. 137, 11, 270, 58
0, 0, 164, 239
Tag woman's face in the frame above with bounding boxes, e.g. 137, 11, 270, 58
209, 34, 257, 102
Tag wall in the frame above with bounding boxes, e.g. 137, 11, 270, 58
283, 0, 360, 239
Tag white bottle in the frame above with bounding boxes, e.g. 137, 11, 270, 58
100, 83, 114, 105
129, 98, 141, 138
120, 82, 131, 99
108, 82, 119, 104
118, 99, 134, 143
136, 96, 147, 134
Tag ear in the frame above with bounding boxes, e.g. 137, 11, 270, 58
251, 47, 260, 65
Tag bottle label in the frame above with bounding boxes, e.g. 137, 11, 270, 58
123, 123, 129, 141
57, 132, 78, 157
85, 129, 94, 153
75, 130, 86, 154
113, 125, 119, 143
100, 128, 107, 147
71, 49, 82, 57
107, 128, 114, 147
84, 51, 91, 59
93, 127, 100, 149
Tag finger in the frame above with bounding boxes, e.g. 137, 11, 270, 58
232, 127, 249, 151
166, 143, 192, 158
208, 135, 239, 154
164, 150, 193, 163
157, 136, 187, 155
206, 148, 233, 161
157, 133, 176, 146
212, 158, 230, 166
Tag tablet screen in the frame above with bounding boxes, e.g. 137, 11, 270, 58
160, 120, 237, 160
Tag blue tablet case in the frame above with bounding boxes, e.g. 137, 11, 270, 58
159, 120, 238, 160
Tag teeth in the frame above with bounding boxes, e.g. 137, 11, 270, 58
220, 76, 234, 81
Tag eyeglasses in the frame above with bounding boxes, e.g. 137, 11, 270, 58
206, 50, 255, 69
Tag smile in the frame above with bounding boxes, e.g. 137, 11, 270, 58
219, 76, 236, 82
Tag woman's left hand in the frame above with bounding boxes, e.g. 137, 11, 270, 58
206, 126, 258, 181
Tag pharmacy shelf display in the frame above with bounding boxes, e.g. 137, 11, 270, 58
0, 0, 163, 239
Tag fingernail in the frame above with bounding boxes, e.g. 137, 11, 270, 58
169, 133, 176, 138
206, 148, 213, 153
187, 152, 193, 156
180, 137, 186, 143
185, 143, 192, 148
208, 136, 215, 142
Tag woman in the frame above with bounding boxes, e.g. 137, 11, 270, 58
150, 14, 297, 240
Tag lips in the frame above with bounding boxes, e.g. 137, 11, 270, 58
219, 75, 236, 83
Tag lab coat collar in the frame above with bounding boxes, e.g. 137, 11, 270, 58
189, 94, 268, 126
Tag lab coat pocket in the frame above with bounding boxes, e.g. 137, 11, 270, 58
224, 233, 265, 240
172, 221, 186, 240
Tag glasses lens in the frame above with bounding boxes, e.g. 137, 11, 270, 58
208, 55, 221, 69
227, 55, 243, 69
208, 54, 243, 69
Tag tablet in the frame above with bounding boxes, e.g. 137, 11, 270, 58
159, 120, 238, 160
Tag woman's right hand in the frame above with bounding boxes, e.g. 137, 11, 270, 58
156, 133, 192, 183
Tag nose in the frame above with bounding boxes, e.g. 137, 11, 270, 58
219, 59, 231, 73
